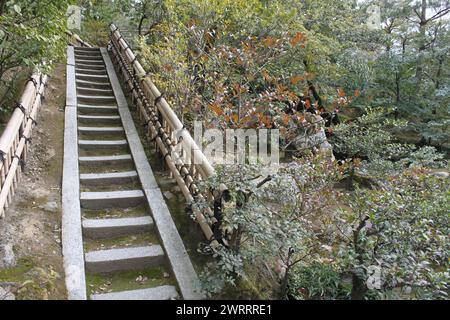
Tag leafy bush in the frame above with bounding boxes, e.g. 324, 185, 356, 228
0, 0, 69, 111
0, 70, 28, 120
80, 19, 110, 47
289, 262, 348, 300
334, 170, 450, 300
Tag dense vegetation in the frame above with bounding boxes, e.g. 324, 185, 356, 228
0, 0, 69, 120
0, 0, 448, 300
77, 0, 449, 300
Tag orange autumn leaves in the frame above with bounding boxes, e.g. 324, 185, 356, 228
290, 32, 306, 47
335, 88, 362, 107
204, 30, 359, 130
208, 102, 273, 128
289, 72, 315, 86
260, 31, 306, 49
338, 88, 361, 98
209, 102, 223, 116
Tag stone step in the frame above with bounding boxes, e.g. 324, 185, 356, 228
77, 87, 113, 96
75, 55, 103, 60
74, 47, 101, 52
75, 68, 108, 76
75, 54, 103, 61
76, 79, 111, 89
75, 59, 105, 66
82, 216, 153, 239
91, 286, 178, 300
77, 94, 116, 104
80, 190, 145, 209
76, 73, 109, 83
76, 73, 108, 79
78, 126, 124, 135
75, 58, 104, 64
75, 64, 106, 71
78, 139, 128, 150
77, 105, 118, 114
80, 170, 138, 185
74, 54, 103, 61
77, 115, 121, 124
78, 154, 133, 166
84, 245, 165, 273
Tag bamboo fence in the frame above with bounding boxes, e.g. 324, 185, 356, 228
0, 73, 48, 218
0, 31, 90, 218
109, 24, 227, 245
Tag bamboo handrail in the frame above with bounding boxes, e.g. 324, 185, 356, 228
110, 27, 214, 176
0, 73, 48, 218
109, 24, 225, 245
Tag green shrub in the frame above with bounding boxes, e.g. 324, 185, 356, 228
288, 262, 349, 300
81, 19, 110, 47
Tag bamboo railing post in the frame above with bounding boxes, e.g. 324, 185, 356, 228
108, 24, 224, 246
0, 73, 48, 218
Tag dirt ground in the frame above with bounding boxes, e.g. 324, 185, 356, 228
0, 64, 67, 300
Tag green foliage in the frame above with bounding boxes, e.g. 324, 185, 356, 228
364, 0, 450, 147
77, 0, 129, 46
0, 0, 69, 112
132, 0, 383, 147
198, 245, 245, 297
0, 0, 69, 72
331, 107, 410, 161
71, 0, 450, 300
80, 18, 109, 46
0, 70, 27, 119
195, 156, 342, 298
330, 107, 447, 177
415, 119, 450, 149
403, 145, 446, 168
333, 170, 449, 299
289, 262, 348, 300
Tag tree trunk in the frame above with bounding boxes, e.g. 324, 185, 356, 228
346, 165, 355, 191
395, 72, 401, 103
307, 80, 323, 108
303, 60, 324, 108
351, 271, 367, 300
0, 0, 6, 16
138, 14, 147, 36
415, 0, 427, 92
351, 220, 368, 299
435, 57, 443, 90
230, 225, 243, 254
280, 265, 291, 299
279, 247, 295, 299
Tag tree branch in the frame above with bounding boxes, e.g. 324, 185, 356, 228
426, 6, 450, 22
413, 7, 422, 20
138, 14, 147, 36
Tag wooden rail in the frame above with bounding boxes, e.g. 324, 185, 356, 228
109, 24, 226, 245
0, 73, 48, 218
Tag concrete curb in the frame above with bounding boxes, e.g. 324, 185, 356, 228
61, 46, 87, 300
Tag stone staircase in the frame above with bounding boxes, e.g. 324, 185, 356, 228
62, 46, 202, 300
